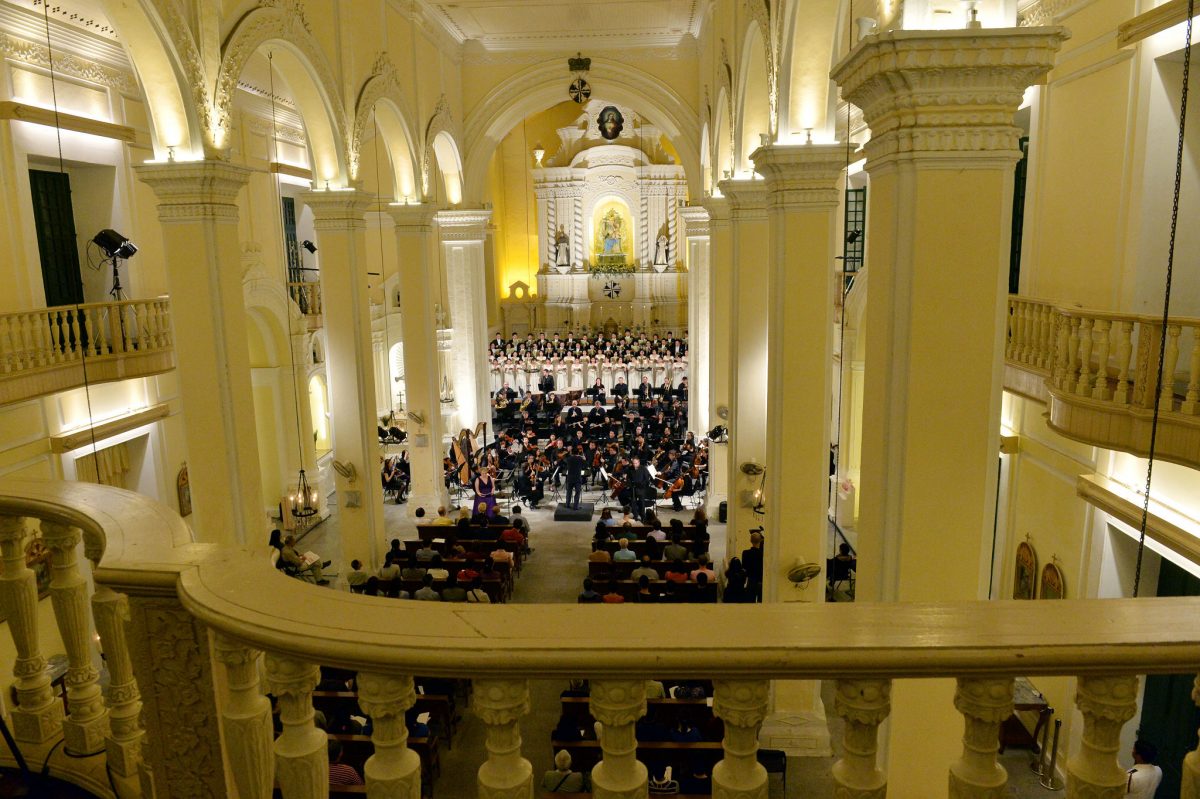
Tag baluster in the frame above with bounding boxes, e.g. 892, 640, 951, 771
19, 313, 35, 368
1183, 674, 1200, 797
159, 301, 172, 347
357, 672, 421, 797
1182, 327, 1200, 414
1112, 321, 1134, 405
136, 303, 149, 350
1074, 318, 1094, 395
31, 311, 48, 367
151, 302, 165, 349
213, 635, 274, 799
91, 585, 145, 791
1038, 306, 1055, 369
0, 315, 12, 372
0, 517, 62, 742
1091, 319, 1112, 399
712, 679, 770, 798
948, 677, 1014, 797
1055, 315, 1074, 390
1159, 324, 1182, 409
589, 679, 648, 798
1006, 302, 1018, 360
1022, 303, 1036, 364
474, 678, 533, 799
41, 521, 109, 754
47, 311, 61, 363
264, 653, 326, 797
832, 678, 891, 798
67, 308, 81, 360
1066, 675, 1138, 796
82, 308, 98, 355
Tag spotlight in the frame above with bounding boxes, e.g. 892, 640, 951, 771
301, 240, 318, 254
706, 425, 727, 442
92, 229, 137, 260
846, 230, 862, 243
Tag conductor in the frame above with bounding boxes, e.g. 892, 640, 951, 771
628, 456, 654, 521
564, 446, 587, 510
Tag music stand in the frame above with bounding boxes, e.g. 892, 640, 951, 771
595, 467, 615, 509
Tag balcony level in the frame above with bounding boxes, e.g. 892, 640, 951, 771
0, 299, 175, 406
1006, 295, 1200, 470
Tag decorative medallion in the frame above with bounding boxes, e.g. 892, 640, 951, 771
1013, 539, 1037, 600
598, 106, 624, 140
569, 77, 591, 104
603, 282, 622, 299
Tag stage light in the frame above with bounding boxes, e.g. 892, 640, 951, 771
92, 229, 137, 260
302, 240, 318, 254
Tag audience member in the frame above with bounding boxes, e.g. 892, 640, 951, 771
577, 578, 602, 603
416, 540, 437, 561
346, 560, 369, 592
426, 554, 449, 581
401, 552, 426, 581
601, 585, 625, 603
630, 554, 659, 584
742, 531, 764, 602
542, 750, 585, 793
362, 577, 380, 597
588, 542, 612, 563
692, 572, 717, 603
414, 574, 441, 601
663, 534, 690, 562
466, 577, 491, 603
441, 581, 468, 602
664, 559, 689, 583
1126, 740, 1163, 799
635, 575, 659, 603
328, 739, 364, 786
279, 534, 329, 585
377, 554, 401, 582
600, 508, 617, 527
613, 538, 637, 562
722, 571, 750, 603
431, 506, 454, 526
690, 554, 716, 583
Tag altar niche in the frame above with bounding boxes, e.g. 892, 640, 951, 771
524, 99, 688, 334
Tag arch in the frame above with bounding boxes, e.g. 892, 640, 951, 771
463, 58, 702, 203
98, 0, 205, 158
735, 21, 772, 176
699, 122, 712, 197
777, 0, 841, 139
714, 87, 733, 187
308, 373, 331, 451
352, 59, 420, 200
214, 3, 350, 185
430, 130, 464, 205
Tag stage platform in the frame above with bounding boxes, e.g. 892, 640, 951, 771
553, 502, 595, 522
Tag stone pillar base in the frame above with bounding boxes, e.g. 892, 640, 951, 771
759, 710, 832, 758
10, 703, 63, 743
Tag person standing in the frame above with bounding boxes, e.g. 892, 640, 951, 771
565, 446, 586, 510
741, 531, 765, 603
628, 456, 653, 521
1125, 741, 1163, 798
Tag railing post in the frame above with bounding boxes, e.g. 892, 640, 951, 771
712, 679, 770, 798
1075, 317, 1094, 395
1182, 326, 1200, 414
213, 635, 274, 799
1091, 319, 1111, 399
948, 677, 1013, 797
1113, 320, 1134, 405
1161, 323, 1182, 409
1066, 675, 1138, 796
41, 520, 109, 754
589, 679, 648, 798
831, 678, 891, 798
357, 672, 422, 798
0, 517, 62, 742
474, 678, 533, 799
91, 585, 145, 795
1183, 674, 1200, 798
264, 653, 327, 798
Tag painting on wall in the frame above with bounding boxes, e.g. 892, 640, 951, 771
1013, 539, 1038, 600
1040, 562, 1066, 600
597, 106, 624, 140
177, 464, 192, 517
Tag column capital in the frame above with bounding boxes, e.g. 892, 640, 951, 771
299, 189, 374, 230
435, 208, 493, 241
134, 160, 253, 221
717, 179, 768, 220
702, 196, 731, 226
751, 144, 845, 209
680, 204, 711, 237
831, 27, 1068, 168
387, 202, 437, 230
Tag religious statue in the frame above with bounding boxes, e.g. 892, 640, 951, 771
554, 226, 571, 269
602, 209, 624, 254
653, 233, 669, 268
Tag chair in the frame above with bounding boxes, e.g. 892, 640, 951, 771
757, 748, 787, 793
827, 557, 856, 599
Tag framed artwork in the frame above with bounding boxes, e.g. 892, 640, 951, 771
177, 464, 192, 517
1013, 540, 1037, 600
1040, 562, 1066, 600
597, 106, 624, 140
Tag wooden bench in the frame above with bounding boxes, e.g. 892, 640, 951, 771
587, 561, 698, 580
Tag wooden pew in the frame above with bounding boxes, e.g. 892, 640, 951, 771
313, 691, 458, 745
549, 739, 724, 774
587, 560, 698, 580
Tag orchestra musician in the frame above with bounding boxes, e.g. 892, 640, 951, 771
538, 368, 556, 393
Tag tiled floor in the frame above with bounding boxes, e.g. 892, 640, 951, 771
293, 488, 1064, 798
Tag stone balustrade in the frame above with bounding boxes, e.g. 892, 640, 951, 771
2, 477, 1200, 798
0, 298, 174, 404
1006, 295, 1200, 467
288, 281, 324, 327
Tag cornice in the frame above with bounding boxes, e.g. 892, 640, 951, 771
0, 31, 136, 95
387, 203, 436, 229
299, 189, 375, 229
434, 208, 491, 241
831, 28, 1068, 165
751, 144, 845, 209
717, 178, 768, 216
680, 204, 710, 237
134, 161, 254, 221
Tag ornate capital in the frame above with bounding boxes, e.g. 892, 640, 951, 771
831, 28, 1068, 167
388, 202, 437, 230
954, 678, 1014, 727
680, 205, 711, 237
589, 679, 647, 728
717, 179, 768, 219
357, 672, 417, 720
134, 161, 253, 222
833, 679, 892, 727
264, 654, 320, 701
435, 208, 493, 242
299, 189, 374, 231
750, 144, 845, 209
0, 516, 27, 546
473, 679, 531, 727
713, 679, 770, 729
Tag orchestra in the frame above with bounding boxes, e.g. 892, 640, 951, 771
438, 332, 705, 521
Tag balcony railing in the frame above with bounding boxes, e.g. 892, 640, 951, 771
1006, 295, 1200, 467
288, 282, 323, 330
1, 478, 1199, 798
0, 298, 174, 405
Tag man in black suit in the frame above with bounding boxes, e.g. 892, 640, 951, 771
634, 376, 653, 401
565, 399, 585, 432
628, 456, 653, 521
538, 369, 556, 393
611, 377, 629, 398
564, 446, 587, 510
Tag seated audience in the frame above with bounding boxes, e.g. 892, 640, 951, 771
414, 574, 441, 601
415, 541, 437, 562
401, 552, 427, 581
441, 581, 468, 602
377, 553, 401, 582
328, 739, 364, 786
426, 554, 449, 581
577, 578, 602, 603
431, 505, 455, 526
690, 554, 716, 583
630, 555, 659, 584
602, 585, 625, 603
278, 533, 329, 585
691, 572, 717, 603
588, 542, 612, 563
346, 560, 369, 592
613, 537, 637, 562
466, 577, 491, 603
542, 750, 586, 793
664, 559, 689, 583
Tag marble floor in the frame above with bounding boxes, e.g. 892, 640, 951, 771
291, 489, 1064, 798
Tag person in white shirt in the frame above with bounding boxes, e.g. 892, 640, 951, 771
1125, 740, 1163, 799
346, 560, 370, 591
613, 538, 638, 562
377, 554, 401, 582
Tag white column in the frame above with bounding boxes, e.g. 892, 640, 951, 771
681, 205, 711, 437
0, 516, 61, 742
264, 654, 326, 797
589, 679, 648, 799
301, 189, 385, 569
391, 205, 450, 512
91, 586, 146, 792
949, 678, 1014, 797
357, 672, 422, 798
703, 198, 731, 521
474, 678, 534, 799
831, 679, 891, 798
712, 679, 770, 799
41, 520, 108, 754
213, 635, 274, 799
134, 161, 265, 544
437, 209, 493, 435
1066, 675, 1138, 797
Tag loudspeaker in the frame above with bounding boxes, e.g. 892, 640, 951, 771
719, 500, 728, 524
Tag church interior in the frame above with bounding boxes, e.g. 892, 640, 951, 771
0, 0, 1197, 796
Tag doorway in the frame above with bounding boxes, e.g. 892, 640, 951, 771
29, 169, 83, 306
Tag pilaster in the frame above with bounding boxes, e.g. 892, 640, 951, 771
681, 205, 711, 438
134, 160, 264, 545
703, 198, 732, 524
436, 209, 493, 436
390, 205, 450, 514
716, 180, 769, 560
300, 189, 384, 569
830, 28, 1067, 793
